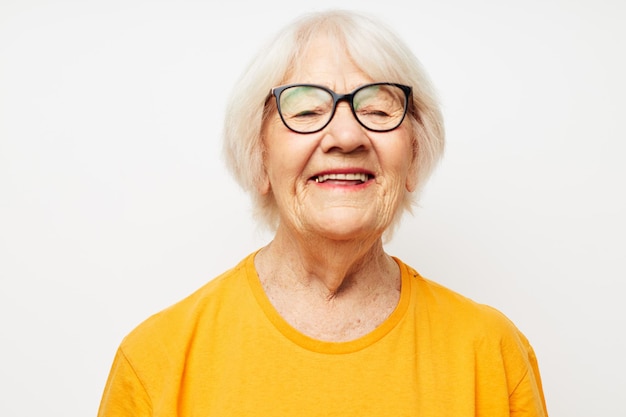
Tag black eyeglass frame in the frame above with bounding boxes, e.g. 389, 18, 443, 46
269, 82, 413, 134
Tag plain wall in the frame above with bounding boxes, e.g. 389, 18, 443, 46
1, 0, 624, 415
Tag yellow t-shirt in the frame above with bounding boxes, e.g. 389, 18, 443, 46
98, 252, 548, 416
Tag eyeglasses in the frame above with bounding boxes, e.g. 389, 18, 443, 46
269, 83, 412, 134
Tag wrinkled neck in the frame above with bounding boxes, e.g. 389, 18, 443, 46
256, 223, 394, 297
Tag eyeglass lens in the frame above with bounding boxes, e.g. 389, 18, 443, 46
278, 84, 407, 133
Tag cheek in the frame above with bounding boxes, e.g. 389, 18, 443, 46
382, 134, 415, 178
263, 136, 315, 192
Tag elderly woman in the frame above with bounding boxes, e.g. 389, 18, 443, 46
98, 10, 548, 417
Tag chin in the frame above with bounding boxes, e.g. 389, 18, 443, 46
310, 217, 386, 242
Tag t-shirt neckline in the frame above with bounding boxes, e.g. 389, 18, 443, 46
244, 251, 412, 354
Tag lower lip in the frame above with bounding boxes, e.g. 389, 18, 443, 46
312, 179, 373, 189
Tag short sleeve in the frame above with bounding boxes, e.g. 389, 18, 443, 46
509, 332, 549, 416
97, 348, 152, 417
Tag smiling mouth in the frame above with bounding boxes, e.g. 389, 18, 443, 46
312, 173, 373, 184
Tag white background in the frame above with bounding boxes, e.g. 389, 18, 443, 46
1, 0, 624, 415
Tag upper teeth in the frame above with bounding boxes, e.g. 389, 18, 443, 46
315, 173, 369, 183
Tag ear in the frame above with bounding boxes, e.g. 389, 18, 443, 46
405, 164, 418, 192
257, 170, 271, 195
256, 133, 272, 195
257, 148, 271, 195
405, 144, 419, 192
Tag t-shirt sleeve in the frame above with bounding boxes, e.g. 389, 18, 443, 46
509, 331, 549, 417
97, 348, 152, 417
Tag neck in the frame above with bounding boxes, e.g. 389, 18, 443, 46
256, 223, 395, 298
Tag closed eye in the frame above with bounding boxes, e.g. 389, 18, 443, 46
293, 110, 323, 118
358, 109, 391, 117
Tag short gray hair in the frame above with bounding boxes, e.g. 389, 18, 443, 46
222, 10, 444, 235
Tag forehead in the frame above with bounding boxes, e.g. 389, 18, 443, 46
283, 35, 374, 90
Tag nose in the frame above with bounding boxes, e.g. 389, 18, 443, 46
319, 102, 370, 154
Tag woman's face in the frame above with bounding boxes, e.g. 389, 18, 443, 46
260, 35, 417, 241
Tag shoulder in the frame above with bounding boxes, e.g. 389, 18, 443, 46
399, 260, 549, 415
118, 252, 255, 358
399, 258, 531, 349
101, 252, 258, 407
399, 259, 544, 399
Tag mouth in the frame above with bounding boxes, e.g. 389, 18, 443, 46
311, 172, 374, 184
